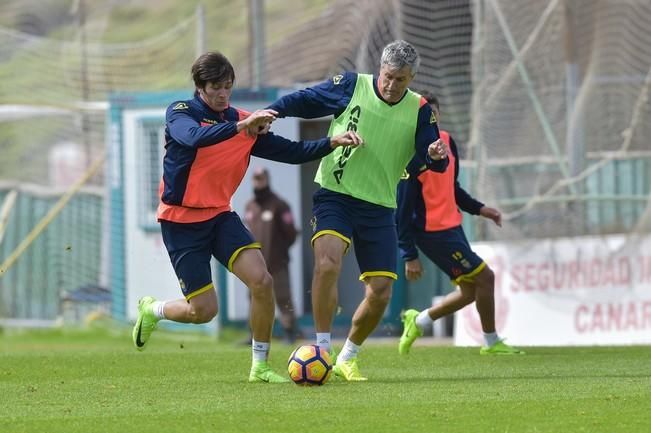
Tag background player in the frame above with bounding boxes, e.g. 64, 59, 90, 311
396, 91, 524, 355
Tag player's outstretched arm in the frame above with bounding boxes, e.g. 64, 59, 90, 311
449, 135, 485, 215
268, 72, 357, 119
329, 131, 364, 149
251, 130, 364, 165
427, 139, 447, 160
414, 102, 448, 173
166, 102, 240, 148
396, 167, 420, 263
479, 206, 502, 227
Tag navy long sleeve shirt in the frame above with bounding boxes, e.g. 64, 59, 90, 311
268, 72, 448, 174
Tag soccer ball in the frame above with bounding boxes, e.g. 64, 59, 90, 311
287, 344, 332, 386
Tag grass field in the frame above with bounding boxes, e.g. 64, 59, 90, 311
1, 327, 650, 433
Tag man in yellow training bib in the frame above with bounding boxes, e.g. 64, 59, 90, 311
268, 40, 449, 381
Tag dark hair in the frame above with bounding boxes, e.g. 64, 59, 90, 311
191, 51, 235, 89
419, 90, 439, 110
252, 167, 269, 179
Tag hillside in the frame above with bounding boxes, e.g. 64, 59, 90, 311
0, 0, 331, 183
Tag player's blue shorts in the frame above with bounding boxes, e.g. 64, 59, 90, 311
415, 225, 486, 284
311, 188, 397, 281
160, 211, 260, 300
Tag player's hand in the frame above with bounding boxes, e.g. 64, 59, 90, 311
480, 206, 502, 227
405, 258, 423, 281
239, 109, 277, 136
248, 108, 278, 125
427, 139, 447, 160
330, 131, 364, 149
253, 122, 272, 135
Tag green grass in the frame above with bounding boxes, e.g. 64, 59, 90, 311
1, 328, 650, 433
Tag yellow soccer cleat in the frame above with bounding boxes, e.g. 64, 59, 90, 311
480, 340, 526, 355
399, 309, 423, 355
332, 358, 368, 382
249, 361, 291, 383
132, 296, 159, 351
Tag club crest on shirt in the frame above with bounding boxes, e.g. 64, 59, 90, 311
400, 169, 410, 180
333, 74, 343, 85
173, 102, 189, 111
429, 112, 437, 124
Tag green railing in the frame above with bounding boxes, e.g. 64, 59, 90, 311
402, 155, 651, 312
0, 186, 104, 323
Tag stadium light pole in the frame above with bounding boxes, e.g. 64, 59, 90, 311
563, 0, 585, 232
71, 0, 91, 170
249, 0, 265, 90
196, 3, 206, 59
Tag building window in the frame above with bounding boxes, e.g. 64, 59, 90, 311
138, 119, 164, 229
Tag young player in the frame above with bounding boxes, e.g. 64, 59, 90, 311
132, 51, 363, 383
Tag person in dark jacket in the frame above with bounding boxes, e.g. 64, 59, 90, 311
245, 167, 301, 344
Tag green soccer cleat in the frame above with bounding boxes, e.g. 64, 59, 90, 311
248, 361, 291, 383
332, 358, 368, 382
132, 296, 159, 351
399, 309, 423, 355
480, 340, 526, 355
